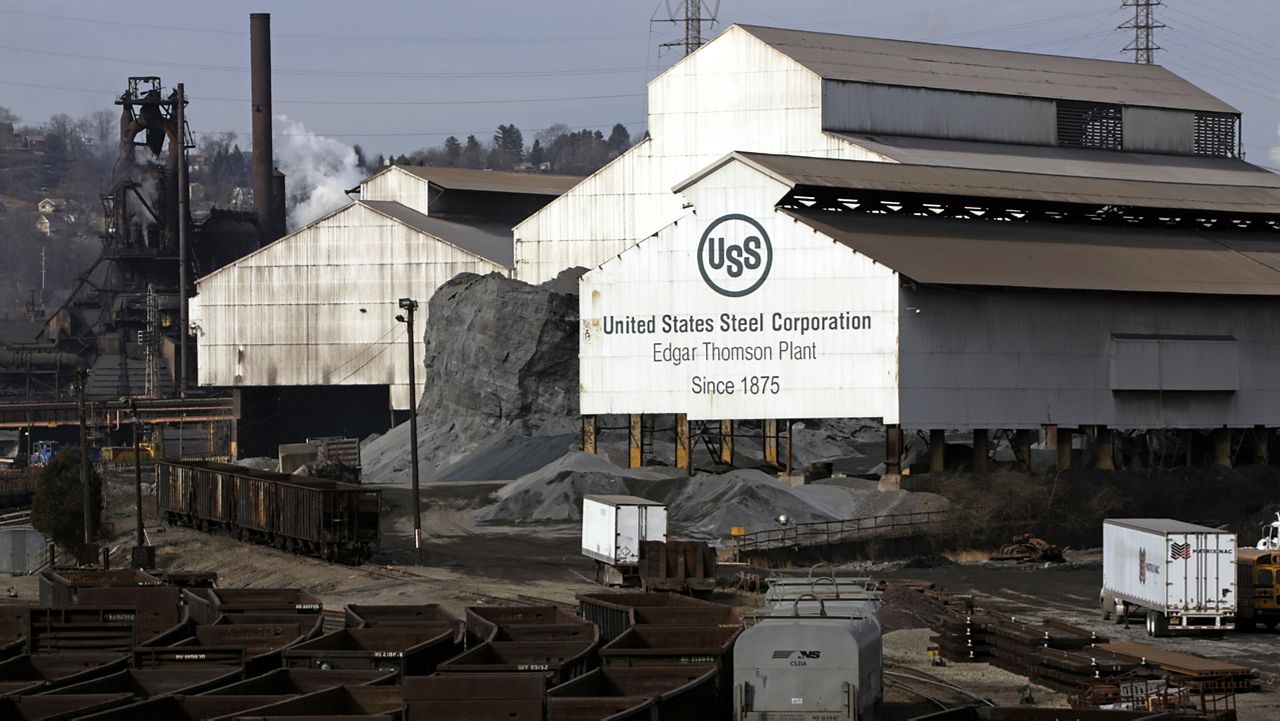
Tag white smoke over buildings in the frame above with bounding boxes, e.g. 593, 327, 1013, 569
273, 115, 364, 231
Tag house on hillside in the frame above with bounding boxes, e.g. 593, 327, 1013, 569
37, 198, 68, 215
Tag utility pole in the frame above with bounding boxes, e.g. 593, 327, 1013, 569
1120, 0, 1165, 64
176, 82, 190, 395
74, 369, 91, 557
396, 298, 422, 566
656, 0, 721, 57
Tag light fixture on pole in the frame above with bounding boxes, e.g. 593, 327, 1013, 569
395, 298, 423, 566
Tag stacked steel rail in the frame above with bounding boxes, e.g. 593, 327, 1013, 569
919, 581, 1255, 713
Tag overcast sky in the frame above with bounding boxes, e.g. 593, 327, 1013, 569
2, 0, 1278, 167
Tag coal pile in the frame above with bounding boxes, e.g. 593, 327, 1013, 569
362, 269, 586, 486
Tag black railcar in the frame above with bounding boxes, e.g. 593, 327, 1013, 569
156, 460, 379, 563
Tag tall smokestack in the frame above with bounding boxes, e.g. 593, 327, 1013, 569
250, 13, 278, 245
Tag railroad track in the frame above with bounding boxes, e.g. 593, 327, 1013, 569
0, 509, 32, 527
884, 661, 994, 711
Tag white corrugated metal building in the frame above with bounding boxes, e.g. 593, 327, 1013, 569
573, 25, 1280, 471
190, 166, 578, 455
517, 24, 1243, 284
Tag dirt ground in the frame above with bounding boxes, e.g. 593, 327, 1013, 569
8, 468, 1272, 720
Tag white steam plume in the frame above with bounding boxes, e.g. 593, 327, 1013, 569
273, 115, 365, 230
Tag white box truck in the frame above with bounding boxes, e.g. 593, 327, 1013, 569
1101, 518, 1236, 636
581, 495, 666, 586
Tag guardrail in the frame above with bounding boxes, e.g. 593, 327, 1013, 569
732, 509, 952, 553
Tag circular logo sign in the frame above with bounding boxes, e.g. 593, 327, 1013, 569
697, 214, 773, 297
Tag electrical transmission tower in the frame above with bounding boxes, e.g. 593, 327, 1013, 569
654, 0, 721, 57
1120, 0, 1165, 64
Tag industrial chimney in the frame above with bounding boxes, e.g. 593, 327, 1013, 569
250, 13, 283, 244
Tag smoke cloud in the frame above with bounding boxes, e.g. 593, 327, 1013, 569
273, 115, 364, 230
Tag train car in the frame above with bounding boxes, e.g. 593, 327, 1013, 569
0, 469, 38, 510
156, 460, 379, 563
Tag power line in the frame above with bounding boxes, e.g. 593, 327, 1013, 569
0, 77, 644, 108
0, 42, 651, 80
0, 7, 647, 44
924, 8, 1110, 44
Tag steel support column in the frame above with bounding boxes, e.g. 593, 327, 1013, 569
1213, 427, 1232, 468
885, 424, 902, 476
762, 419, 778, 465
1056, 427, 1073, 470
720, 420, 734, 465
1095, 425, 1115, 471
1255, 425, 1271, 466
929, 429, 946, 474
973, 429, 989, 474
1014, 429, 1032, 473
675, 414, 690, 471
582, 415, 597, 455
629, 414, 643, 469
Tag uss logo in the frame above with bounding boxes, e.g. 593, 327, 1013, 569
697, 213, 773, 297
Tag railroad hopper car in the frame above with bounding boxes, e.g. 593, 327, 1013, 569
0, 469, 38, 511
156, 460, 380, 562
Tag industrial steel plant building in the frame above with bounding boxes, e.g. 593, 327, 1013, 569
565, 25, 1280, 472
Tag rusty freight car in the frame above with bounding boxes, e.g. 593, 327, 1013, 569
156, 460, 380, 563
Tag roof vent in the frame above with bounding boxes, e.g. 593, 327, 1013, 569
1193, 112, 1238, 158
1057, 101, 1123, 150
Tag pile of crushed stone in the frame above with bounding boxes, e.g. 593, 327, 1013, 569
473, 452, 951, 541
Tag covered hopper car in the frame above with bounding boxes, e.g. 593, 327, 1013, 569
155, 460, 379, 563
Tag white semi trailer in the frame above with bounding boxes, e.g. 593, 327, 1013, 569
1100, 518, 1236, 636
581, 494, 667, 586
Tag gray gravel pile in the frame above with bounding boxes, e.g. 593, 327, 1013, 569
473, 452, 951, 541
362, 269, 586, 485
472, 452, 684, 523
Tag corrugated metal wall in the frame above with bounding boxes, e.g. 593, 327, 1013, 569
193, 202, 505, 409
821, 82, 1056, 145
579, 160, 901, 421
514, 25, 889, 285
360, 167, 431, 214
1122, 106, 1196, 155
897, 284, 1280, 429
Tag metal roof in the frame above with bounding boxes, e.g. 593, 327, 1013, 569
785, 208, 1280, 296
737, 25, 1237, 114
727, 152, 1280, 214
391, 166, 583, 196
359, 200, 513, 267
1106, 518, 1231, 535
584, 494, 665, 507
835, 133, 1280, 188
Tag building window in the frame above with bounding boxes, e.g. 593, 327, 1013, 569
1057, 101, 1123, 150
1193, 112, 1238, 158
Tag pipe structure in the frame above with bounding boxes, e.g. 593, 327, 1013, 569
176, 84, 189, 395
250, 13, 277, 244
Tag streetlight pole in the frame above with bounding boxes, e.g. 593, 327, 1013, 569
396, 298, 422, 566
